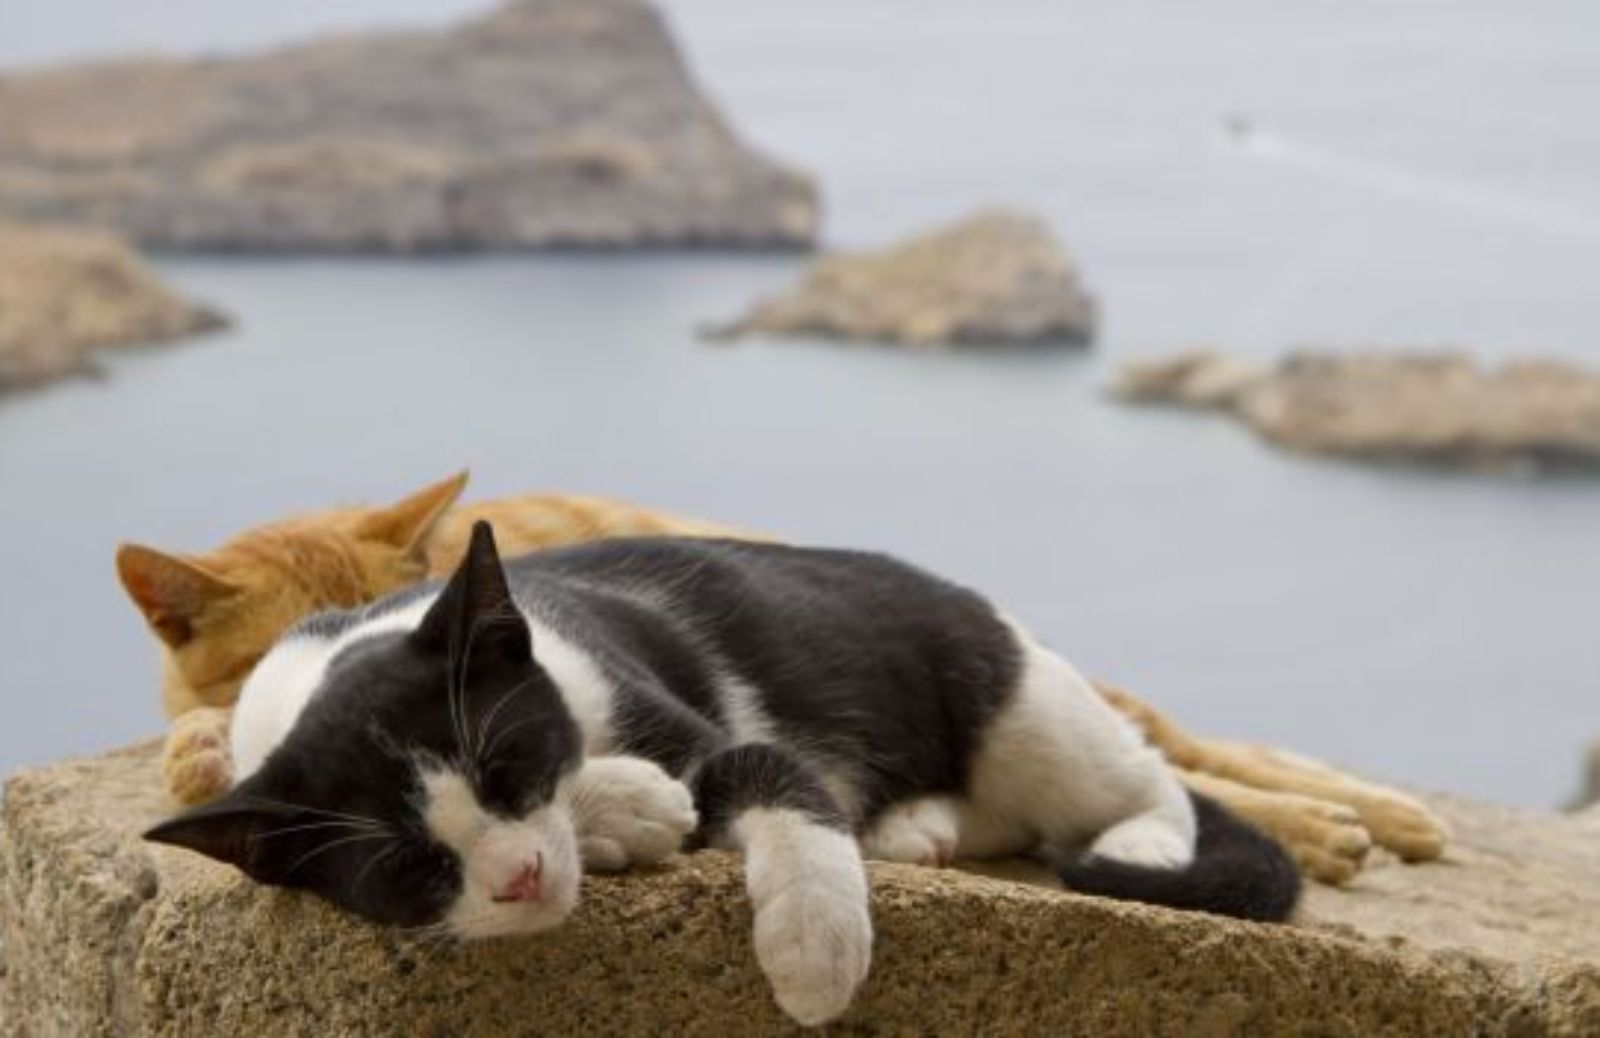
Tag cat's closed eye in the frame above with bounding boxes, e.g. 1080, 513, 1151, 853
477, 760, 559, 817
347, 838, 459, 924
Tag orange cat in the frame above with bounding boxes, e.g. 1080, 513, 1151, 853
117, 472, 1445, 884
117, 474, 757, 801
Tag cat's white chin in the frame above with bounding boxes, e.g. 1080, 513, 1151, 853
443, 872, 581, 940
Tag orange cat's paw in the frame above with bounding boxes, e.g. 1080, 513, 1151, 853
1280, 800, 1372, 886
166, 746, 232, 806
1354, 795, 1449, 863
1245, 746, 1450, 864
163, 712, 234, 806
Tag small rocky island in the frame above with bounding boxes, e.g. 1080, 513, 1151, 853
708, 209, 1096, 347
0, 222, 225, 393
1117, 350, 1600, 471
0, 0, 817, 251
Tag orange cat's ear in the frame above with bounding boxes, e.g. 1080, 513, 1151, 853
116, 544, 241, 648
354, 470, 470, 556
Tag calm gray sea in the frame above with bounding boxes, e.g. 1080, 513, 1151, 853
2, 1, 1598, 806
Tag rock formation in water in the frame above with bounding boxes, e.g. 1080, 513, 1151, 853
4, 741, 1597, 1033
708, 209, 1096, 347
1117, 350, 1600, 471
0, 0, 817, 251
1573, 739, 1600, 811
0, 222, 225, 392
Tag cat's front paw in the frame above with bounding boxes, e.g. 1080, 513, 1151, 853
163, 709, 234, 806
567, 756, 697, 872
752, 875, 873, 1027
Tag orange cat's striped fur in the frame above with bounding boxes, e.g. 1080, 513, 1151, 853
116, 472, 1446, 885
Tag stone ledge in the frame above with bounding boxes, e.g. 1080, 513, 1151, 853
3, 742, 1597, 1036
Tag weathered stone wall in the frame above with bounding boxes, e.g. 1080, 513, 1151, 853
4, 742, 1597, 1035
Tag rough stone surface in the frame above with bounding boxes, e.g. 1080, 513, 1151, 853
4, 743, 1597, 1035
708, 209, 1096, 347
1116, 349, 1600, 471
0, 222, 225, 392
0, 0, 817, 252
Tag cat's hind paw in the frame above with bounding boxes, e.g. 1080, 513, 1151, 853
1252, 747, 1450, 863
568, 756, 697, 872
859, 796, 959, 866
1357, 795, 1449, 863
1088, 815, 1192, 870
163, 709, 234, 806
1273, 798, 1372, 886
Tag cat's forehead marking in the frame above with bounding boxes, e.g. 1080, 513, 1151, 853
231, 596, 437, 780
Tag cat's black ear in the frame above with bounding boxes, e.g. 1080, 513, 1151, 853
413, 520, 531, 664
143, 792, 298, 883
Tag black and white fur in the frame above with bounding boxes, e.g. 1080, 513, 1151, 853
147, 523, 1298, 1026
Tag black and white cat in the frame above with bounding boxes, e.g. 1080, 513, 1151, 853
147, 523, 1298, 1026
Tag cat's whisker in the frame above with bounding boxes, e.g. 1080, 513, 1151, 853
255, 819, 390, 840
235, 794, 396, 834
351, 839, 402, 893
447, 610, 496, 762
444, 652, 469, 769
284, 831, 395, 877
452, 605, 527, 761
398, 919, 460, 958
472, 676, 539, 764
479, 715, 544, 765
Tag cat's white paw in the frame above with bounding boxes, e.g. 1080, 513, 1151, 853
1089, 815, 1193, 869
567, 756, 697, 872
860, 796, 959, 866
740, 811, 872, 1027
753, 876, 873, 1026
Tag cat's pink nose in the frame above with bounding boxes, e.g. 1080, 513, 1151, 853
491, 855, 543, 903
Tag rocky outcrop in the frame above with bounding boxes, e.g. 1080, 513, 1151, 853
0, 222, 225, 392
4, 742, 1597, 1035
708, 209, 1096, 346
0, 0, 817, 251
1117, 350, 1600, 471
1573, 739, 1600, 811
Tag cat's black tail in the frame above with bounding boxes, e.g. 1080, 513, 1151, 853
1056, 792, 1301, 923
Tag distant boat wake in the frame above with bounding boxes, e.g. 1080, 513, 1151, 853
1224, 123, 1600, 245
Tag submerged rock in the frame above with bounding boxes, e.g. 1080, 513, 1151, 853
709, 209, 1096, 346
0, 222, 225, 392
1117, 349, 1600, 471
0, 0, 817, 251
4, 742, 1597, 1034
